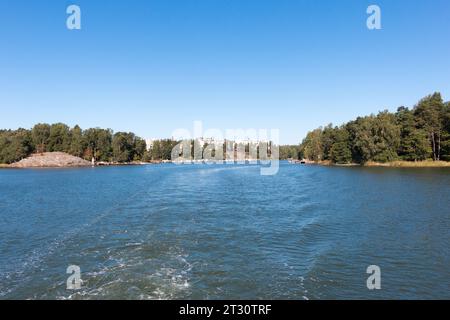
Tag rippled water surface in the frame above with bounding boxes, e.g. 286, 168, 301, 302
0, 163, 449, 299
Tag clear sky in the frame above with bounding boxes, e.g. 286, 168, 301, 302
1, 0, 449, 144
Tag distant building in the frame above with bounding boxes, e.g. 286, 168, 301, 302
145, 139, 155, 151
145, 137, 274, 153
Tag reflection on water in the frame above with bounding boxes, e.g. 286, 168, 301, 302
0, 163, 449, 299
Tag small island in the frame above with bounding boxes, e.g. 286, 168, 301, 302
0, 124, 178, 168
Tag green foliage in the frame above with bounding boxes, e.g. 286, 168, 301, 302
396, 107, 431, 161
31, 123, 51, 153
330, 127, 352, 164
279, 145, 301, 160
346, 112, 400, 163
0, 129, 34, 164
400, 129, 431, 161
0, 124, 147, 164
414, 93, 446, 160
321, 124, 336, 161
299, 93, 450, 164
1, 92, 449, 165
48, 123, 71, 152
300, 128, 323, 161
372, 111, 401, 162
84, 128, 113, 161
69, 125, 86, 157
134, 138, 147, 161
150, 139, 179, 160
112, 132, 135, 162
112, 132, 147, 162
440, 101, 450, 160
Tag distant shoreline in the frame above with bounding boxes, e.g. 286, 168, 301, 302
3, 152, 450, 169
296, 160, 450, 168
0, 162, 161, 169
363, 160, 450, 168
0, 152, 167, 169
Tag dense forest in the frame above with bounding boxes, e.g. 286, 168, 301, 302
299, 93, 450, 164
0, 123, 179, 164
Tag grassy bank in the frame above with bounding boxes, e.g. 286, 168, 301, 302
0, 164, 10, 168
308, 160, 450, 167
364, 160, 450, 167
317, 160, 360, 167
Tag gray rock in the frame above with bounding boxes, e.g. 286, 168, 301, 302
10, 152, 92, 168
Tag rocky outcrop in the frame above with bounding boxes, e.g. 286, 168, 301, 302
10, 152, 92, 168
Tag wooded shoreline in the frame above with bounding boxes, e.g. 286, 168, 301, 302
1, 92, 449, 167
315, 160, 450, 168
292, 92, 450, 165
0, 152, 168, 168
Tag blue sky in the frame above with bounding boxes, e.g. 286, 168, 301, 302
1, 0, 449, 144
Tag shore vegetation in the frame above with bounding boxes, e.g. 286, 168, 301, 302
297, 93, 450, 165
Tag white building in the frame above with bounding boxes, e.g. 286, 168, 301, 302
145, 139, 156, 151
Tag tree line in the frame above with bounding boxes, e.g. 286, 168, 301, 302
279, 145, 302, 160
2, 93, 448, 165
0, 123, 180, 164
0, 123, 276, 164
299, 92, 450, 164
